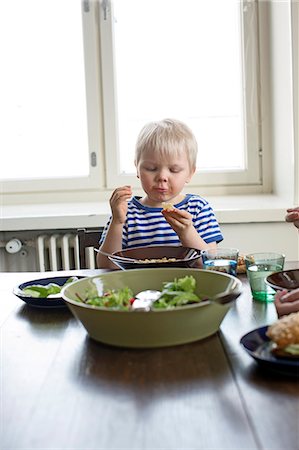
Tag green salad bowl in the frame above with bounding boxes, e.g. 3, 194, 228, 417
61, 268, 242, 348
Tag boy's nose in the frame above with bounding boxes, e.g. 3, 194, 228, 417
156, 169, 168, 181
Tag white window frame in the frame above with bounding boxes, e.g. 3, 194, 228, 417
2, 1, 104, 195
100, 0, 267, 193
1, 0, 277, 199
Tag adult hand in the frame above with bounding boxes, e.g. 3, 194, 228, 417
285, 207, 299, 229
109, 185, 132, 224
274, 288, 299, 317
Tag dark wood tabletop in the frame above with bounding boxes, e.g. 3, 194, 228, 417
1, 264, 299, 450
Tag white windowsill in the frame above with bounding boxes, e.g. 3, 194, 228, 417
1, 194, 291, 231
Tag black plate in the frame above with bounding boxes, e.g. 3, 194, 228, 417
240, 326, 299, 377
13, 276, 86, 308
266, 269, 299, 291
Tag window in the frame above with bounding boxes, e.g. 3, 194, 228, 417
1, 0, 268, 197
0, 0, 103, 194
101, 0, 262, 190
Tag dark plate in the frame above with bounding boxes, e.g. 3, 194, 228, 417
240, 326, 299, 377
266, 269, 299, 291
13, 276, 86, 308
110, 245, 202, 270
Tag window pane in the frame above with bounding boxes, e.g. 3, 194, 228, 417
0, 0, 89, 180
112, 0, 245, 174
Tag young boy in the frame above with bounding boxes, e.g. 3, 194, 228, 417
97, 118, 223, 269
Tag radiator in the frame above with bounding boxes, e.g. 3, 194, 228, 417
36, 233, 82, 271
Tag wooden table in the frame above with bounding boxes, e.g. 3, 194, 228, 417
1, 265, 298, 450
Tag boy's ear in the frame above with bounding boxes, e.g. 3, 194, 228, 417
186, 167, 196, 183
135, 160, 140, 178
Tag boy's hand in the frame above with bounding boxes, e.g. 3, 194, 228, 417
162, 208, 194, 238
110, 185, 132, 224
286, 207, 299, 229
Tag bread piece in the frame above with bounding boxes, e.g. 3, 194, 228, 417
266, 311, 299, 349
162, 202, 175, 211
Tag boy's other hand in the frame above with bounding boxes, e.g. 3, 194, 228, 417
110, 185, 132, 224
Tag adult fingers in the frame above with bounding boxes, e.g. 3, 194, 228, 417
274, 289, 299, 316
280, 288, 299, 303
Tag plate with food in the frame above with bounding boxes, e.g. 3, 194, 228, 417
240, 312, 299, 376
107, 245, 202, 270
13, 276, 86, 308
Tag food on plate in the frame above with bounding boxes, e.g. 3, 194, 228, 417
20, 276, 79, 298
162, 202, 175, 211
75, 275, 205, 310
138, 257, 177, 264
266, 311, 299, 358
153, 275, 203, 309
237, 255, 246, 274
80, 286, 135, 309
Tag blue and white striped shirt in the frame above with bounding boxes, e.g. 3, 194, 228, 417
100, 194, 223, 249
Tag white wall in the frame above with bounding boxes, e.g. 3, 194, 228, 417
220, 222, 299, 261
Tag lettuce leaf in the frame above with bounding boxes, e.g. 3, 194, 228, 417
153, 275, 201, 309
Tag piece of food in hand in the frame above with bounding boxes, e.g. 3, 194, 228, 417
266, 311, 299, 358
162, 202, 175, 211
237, 255, 246, 274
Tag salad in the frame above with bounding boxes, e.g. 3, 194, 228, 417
153, 275, 202, 309
20, 276, 79, 298
77, 275, 204, 310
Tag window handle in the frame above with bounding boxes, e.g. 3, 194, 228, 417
102, 0, 109, 20
83, 0, 90, 13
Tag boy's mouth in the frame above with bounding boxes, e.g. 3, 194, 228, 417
155, 187, 168, 193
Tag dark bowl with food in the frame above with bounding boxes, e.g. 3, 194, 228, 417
266, 269, 299, 291
109, 245, 202, 270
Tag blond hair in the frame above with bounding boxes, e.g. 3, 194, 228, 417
135, 118, 198, 171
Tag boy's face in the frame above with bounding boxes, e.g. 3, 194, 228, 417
136, 148, 195, 207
